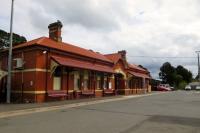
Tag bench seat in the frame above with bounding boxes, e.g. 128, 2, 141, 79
104, 89, 114, 94
81, 90, 94, 95
47, 91, 67, 97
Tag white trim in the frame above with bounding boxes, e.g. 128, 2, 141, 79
11, 90, 46, 94
12, 68, 50, 73
95, 90, 103, 92
114, 68, 126, 79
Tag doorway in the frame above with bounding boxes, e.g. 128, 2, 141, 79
115, 73, 125, 90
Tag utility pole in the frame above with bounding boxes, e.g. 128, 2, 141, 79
196, 51, 200, 81
7, 0, 15, 103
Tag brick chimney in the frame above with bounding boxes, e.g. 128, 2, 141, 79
118, 50, 127, 60
48, 20, 63, 42
118, 50, 128, 68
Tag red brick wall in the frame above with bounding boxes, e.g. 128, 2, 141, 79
35, 50, 47, 69
0, 49, 38, 102
35, 71, 46, 91
95, 90, 103, 97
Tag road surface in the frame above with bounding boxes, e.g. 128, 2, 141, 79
0, 91, 200, 133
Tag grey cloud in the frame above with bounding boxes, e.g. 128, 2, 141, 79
29, 8, 50, 33
33, 0, 120, 32
172, 34, 200, 47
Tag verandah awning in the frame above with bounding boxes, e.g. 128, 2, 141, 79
128, 71, 150, 79
51, 56, 114, 73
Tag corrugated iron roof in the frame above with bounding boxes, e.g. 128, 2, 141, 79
51, 56, 114, 73
128, 71, 150, 79
128, 63, 147, 72
13, 37, 113, 63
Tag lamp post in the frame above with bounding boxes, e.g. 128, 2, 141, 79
6, 0, 15, 103
196, 51, 200, 81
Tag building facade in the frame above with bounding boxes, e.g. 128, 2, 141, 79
0, 21, 151, 103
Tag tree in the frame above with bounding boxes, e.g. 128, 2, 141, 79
159, 62, 176, 86
159, 62, 193, 89
195, 75, 199, 80
174, 74, 183, 88
176, 65, 192, 83
0, 29, 26, 49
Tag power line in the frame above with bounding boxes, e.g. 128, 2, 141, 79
127, 55, 196, 59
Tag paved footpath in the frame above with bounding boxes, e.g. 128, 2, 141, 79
0, 91, 200, 133
0, 92, 159, 118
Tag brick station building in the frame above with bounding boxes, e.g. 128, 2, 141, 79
0, 21, 151, 103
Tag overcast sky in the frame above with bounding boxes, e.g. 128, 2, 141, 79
1, 0, 200, 78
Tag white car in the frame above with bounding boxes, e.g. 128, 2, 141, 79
195, 86, 200, 90
185, 85, 191, 90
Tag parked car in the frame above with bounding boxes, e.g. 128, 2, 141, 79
157, 84, 171, 91
195, 86, 200, 90
185, 85, 191, 90
165, 84, 174, 90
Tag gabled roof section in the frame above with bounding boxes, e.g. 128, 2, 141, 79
13, 37, 113, 63
104, 53, 122, 64
105, 52, 129, 69
105, 52, 149, 73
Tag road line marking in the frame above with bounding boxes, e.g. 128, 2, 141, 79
0, 92, 165, 119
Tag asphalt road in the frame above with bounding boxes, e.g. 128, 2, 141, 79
0, 91, 200, 133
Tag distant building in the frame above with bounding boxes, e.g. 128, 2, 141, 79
0, 21, 151, 103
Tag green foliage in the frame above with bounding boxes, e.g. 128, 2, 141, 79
0, 29, 27, 48
159, 62, 193, 88
176, 65, 192, 83
159, 62, 176, 86
177, 81, 187, 90
195, 75, 199, 80
175, 74, 183, 86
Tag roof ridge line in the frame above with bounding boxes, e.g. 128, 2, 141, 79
104, 53, 119, 56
